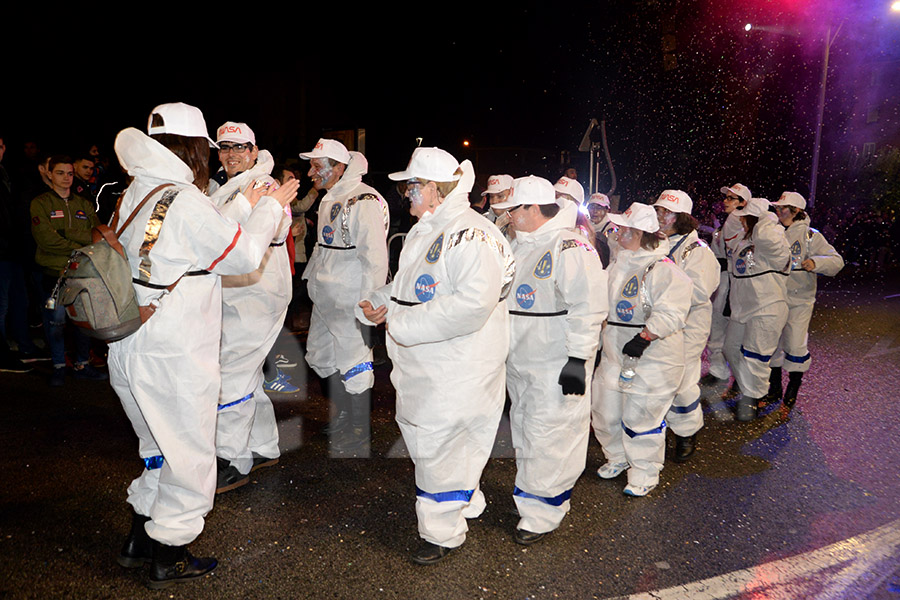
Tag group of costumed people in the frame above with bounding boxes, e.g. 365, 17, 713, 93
98, 101, 842, 590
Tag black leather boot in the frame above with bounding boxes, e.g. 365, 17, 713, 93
735, 395, 758, 422
673, 433, 698, 463
783, 371, 803, 410
322, 373, 351, 435
147, 541, 217, 590
331, 391, 371, 455
117, 511, 152, 568
761, 367, 783, 406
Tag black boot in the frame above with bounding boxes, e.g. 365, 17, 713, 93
673, 433, 698, 463
761, 367, 783, 406
117, 511, 152, 568
147, 541, 217, 590
721, 380, 740, 401
783, 371, 803, 410
331, 391, 371, 455
735, 395, 758, 422
322, 373, 352, 435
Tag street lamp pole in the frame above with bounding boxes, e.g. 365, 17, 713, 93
809, 22, 842, 211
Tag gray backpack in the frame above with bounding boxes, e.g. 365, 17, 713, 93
50, 184, 173, 342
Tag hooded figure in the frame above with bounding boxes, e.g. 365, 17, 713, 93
358, 148, 515, 565
301, 141, 390, 454
590, 203, 692, 497
208, 141, 293, 490
108, 102, 293, 589
722, 198, 791, 421
497, 177, 607, 544
766, 192, 843, 411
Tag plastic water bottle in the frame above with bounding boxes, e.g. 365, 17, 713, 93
618, 355, 639, 390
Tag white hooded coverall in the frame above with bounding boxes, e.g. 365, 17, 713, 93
303, 152, 389, 394
506, 203, 607, 534
707, 212, 744, 380
591, 240, 692, 488
664, 231, 719, 437
723, 215, 790, 398
358, 161, 515, 548
769, 220, 843, 373
208, 150, 292, 475
108, 128, 282, 545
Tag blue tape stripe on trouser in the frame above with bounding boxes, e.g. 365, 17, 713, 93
670, 398, 701, 414
513, 486, 573, 507
741, 345, 773, 362
143, 455, 164, 470
218, 392, 253, 411
342, 361, 373, 381
622, 420, 667, 438
416, 486, 475, 503
785, 351, 811, 364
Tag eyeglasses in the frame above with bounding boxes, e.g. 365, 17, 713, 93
724, 195, 740, 201
218, 143, 253, 154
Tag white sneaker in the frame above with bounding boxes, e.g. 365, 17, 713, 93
596, 461, 629, 479
274, 354, 297, 369
623, 483, 657, 497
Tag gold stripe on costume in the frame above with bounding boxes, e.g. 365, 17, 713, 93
445, 228, 516, 299
138, 189, 179, 282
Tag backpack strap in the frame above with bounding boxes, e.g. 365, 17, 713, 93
92, 184, 174, 259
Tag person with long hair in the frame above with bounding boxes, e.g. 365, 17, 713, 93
358, 147, 514, 564
109, 103, 297, 589
722, 198, 790, 421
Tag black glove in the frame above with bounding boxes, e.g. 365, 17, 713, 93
361, 325, 377, 349
558, 357, 587, 396
622, 333, 651, 358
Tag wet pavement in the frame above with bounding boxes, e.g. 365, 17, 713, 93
1, 268, 899, 599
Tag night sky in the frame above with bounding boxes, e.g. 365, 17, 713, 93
4, 0, 898, 207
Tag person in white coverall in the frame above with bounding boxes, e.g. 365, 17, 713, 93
722, 198, 790, 421
703, 183, 751, 387
207, 122, 292, 493
300, 138, 389, 455
481, 173, 514, 238
586, 192, 618, 268
765, 192, 843, 411
108, 103, 298, 589
553, 176, 595, 244
358, 147, 514, 565
591, 203, 692, 497
652, 190, 719, 463
492, 176, 607, 545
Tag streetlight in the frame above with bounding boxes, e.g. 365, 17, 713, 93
892, 1, 900, 13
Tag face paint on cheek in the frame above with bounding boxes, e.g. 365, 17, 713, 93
618, 228, 635, 248
408, 186, 425, 207
661, 211, 676, 228
314, 163, 333, 185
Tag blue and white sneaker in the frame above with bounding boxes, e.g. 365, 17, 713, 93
263, 369, 299, 394
623, 483, 656, 497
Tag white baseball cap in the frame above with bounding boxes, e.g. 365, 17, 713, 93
772, 191, 807, 210
653, 189, 693, 214
587, 193, 610, 208
388, 147, 460, 182
553, 177, 585, 205
608, 203, 660, 233
492, 175, 557, 209
216, 121, 256, 145
147, 102, 218, 148
299, 138, 351, 164
732, 197, 771, 218
719, 183, 752, 203
481, 174, 514, 196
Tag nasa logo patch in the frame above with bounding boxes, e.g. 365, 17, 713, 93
622, 275, 639, 298
791, 240, 802, 256
415, 274, 438, 302
533, 251, 552, 279
74, 210, 87, 220
615, 300, 634, 322
516, 284, 536, 309
330, 203, 342, 222
426, 234, 443, 264
735, 258, 746, 274
322, 225, 335, 244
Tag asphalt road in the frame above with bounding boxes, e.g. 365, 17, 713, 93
1, 268, 898, 599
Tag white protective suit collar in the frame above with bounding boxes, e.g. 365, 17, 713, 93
325, 151, 368, 200
115, 127, 195, 186
515, 201, 578, 244
209, 150, 275, 201
416, 159, 475, 229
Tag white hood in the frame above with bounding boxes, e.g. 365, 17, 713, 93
115, 127, 195, 186
326, 151, 369, 200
